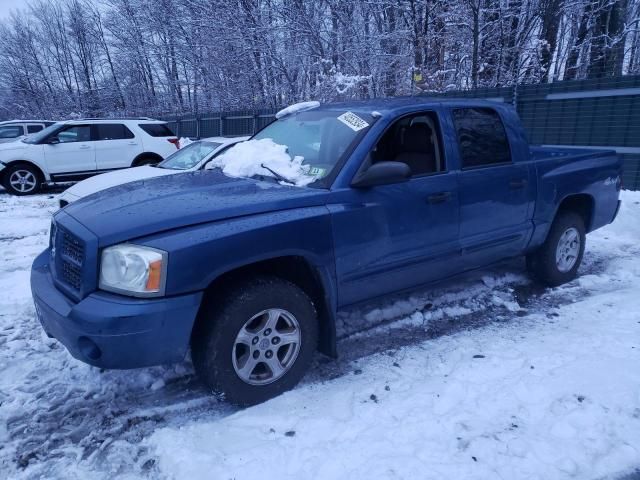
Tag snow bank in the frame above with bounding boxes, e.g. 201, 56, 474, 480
205, 138, 314, 186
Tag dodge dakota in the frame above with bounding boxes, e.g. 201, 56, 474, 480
31, 98, 623, 405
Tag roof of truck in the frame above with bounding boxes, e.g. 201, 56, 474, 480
318, 96, 508, 115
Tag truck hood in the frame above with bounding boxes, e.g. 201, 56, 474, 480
61, 166, 177, 202
63, 169, 329, 246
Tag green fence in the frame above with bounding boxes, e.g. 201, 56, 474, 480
164, 75, 640, 190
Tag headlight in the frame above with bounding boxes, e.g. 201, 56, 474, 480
99, 244, 167, 297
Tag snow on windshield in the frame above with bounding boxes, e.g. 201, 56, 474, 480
204, 138, 314, 186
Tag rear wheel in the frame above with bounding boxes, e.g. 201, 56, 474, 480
192, 276, 318, 405
3, 164, 42, 195
527, 211, 585, 287
132, 154, 162, 167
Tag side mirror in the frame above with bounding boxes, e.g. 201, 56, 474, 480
47, 137, 60, 145
351, 161, 411, 188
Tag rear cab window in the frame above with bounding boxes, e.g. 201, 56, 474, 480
95, 123, 135, 140
452, 107, 511, 168
138, 123, 175, 137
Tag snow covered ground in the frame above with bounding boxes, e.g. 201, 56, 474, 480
0, 189, 639, 479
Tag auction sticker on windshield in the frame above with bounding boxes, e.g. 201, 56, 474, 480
337, 112, 369, 131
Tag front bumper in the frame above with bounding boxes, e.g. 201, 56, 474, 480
31, 250, 203, 369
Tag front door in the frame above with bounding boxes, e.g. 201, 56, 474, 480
330, 110, 460, 307
330, 173, 460, 306
44, 125, 96, 176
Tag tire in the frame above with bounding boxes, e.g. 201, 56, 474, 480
192, 276, 318, 406
526, 211, 586, 287
132, 155, 161, 167
2, 163, 42, 195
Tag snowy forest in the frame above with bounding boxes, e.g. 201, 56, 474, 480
0, 0, 638, 119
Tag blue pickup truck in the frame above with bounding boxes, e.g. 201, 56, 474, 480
31, 98, 622, 405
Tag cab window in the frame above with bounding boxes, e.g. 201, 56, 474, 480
452, 108, 511, 168
369, 111, 445, 176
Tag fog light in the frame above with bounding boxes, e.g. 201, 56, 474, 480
78, 336, 102, 360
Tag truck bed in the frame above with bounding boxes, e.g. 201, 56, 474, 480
530, 145, 617, 162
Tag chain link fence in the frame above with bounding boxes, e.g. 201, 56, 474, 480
163, 74, 640, 190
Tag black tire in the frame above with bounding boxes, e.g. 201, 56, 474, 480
526, 211, 586, 287
132, 155, 161, 167
192, 276, 318, 406
2, 163, 42, 195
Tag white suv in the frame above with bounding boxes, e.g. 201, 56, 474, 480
0, 118, 178, 195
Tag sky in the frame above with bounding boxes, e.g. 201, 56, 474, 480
0, 0, 26, 20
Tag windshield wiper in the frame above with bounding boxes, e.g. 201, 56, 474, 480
260, 163, 295, 185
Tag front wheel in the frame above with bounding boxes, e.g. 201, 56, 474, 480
527, 211, 586, 287
192, 276, 318, 406
3, 164, 42, 195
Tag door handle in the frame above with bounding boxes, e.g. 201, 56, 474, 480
509, 179, 527, 189
127, 141, 138, 145
79, 145, 91, 149
427, 191, 451, 204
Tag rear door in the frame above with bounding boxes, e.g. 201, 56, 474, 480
94, 123, 143, 171
137, 123, 178, 158
452, 107, 534, 265
43, 124, 96, 176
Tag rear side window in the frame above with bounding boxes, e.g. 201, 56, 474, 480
0, 125, 23, 138
452, 108, 511, 168
96, 123, 135, 140
27, 125, 44, 133
138, 123, 175, 137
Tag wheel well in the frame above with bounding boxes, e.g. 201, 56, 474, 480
557, 194, 594, 232
132, 152, 163, 167
2, 161, 45, 183
197, 256, 336, 358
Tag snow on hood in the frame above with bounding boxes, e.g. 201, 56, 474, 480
205, 138, 314, 186
60, 165, 176, 200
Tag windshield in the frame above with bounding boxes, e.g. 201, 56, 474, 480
22, 123, 63, 144
250, 109, 373, 186
157, 141, 221, 170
